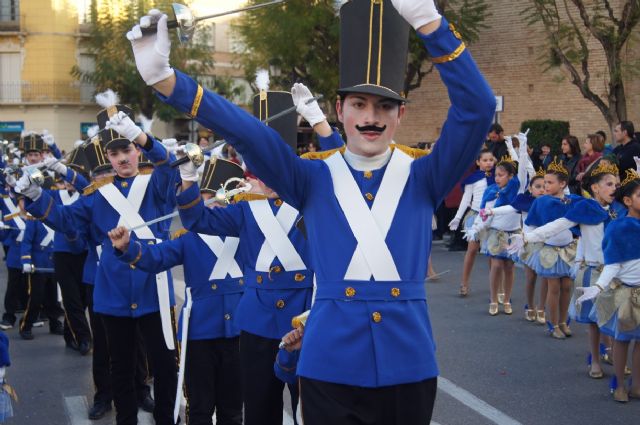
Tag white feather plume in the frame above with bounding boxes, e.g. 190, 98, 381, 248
95, 89, 120, 108
74, 140, 84, 148
255, 69, 270, 92
138, 114, 154, 133
87, 125, 100, 138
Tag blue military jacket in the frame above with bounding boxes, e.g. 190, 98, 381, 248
177, 191, 314, 340
20, 218, 54, 269
163, 19, 495, 387
25, 136, 179, 317
116, 230, 244, 340
49, 168, 90, 254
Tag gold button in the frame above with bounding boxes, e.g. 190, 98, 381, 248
364, 171, 372, 179
345, 287, 356, 297
257, 275, 263, 284
294, 273, 305, 282
131, 303, 138, 310
211, 283, 217, 290
273, 266, 282, 273
147, 240, 154, 245
239, 279, 244, 285
121, 181, 128, 188
372, 311, 382, 323
224, 313, 231, 320
274, 199, 283, 207
276, 299, 285, 309
130, 264, 136, 269
365, 193, 374, 201
391, 288, 400, 297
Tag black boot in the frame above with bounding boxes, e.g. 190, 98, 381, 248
88, 399, 112, 420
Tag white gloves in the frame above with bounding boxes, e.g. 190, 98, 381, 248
518, 131, 528, 151
179, 160, 199, 182
634, 156, 640, 173
41, 130, 55, 147
161, 138, 179, 155
506, 234, 525, 256
22, 263, 34, 274
105, 111, 143, 142
462, 228, 477, 242
0, 223, 9, 231
44, 156, 67, 176
389, 0, 441, 30
291, 83, 326, 127
5, 174, 16, 187
126, 9, 174, 86
575, 286, 601, 305
448, 217, 461, 231
15, 174, 42, 201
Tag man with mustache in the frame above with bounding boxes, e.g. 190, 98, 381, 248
127, 0, 495, 423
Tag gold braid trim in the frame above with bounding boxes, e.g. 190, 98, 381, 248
139, 168, 153, 175
301, 146, 346, 160
129, 241, 143, 266
171, 228, 189, 240
190, 85, 204, 117
153, 148, 170, 166
232, 193, 270, 203
3, 212, 20, 221
391, 144, 430, 159
33, 197, 54, 221
83, 176, 115, 196
431, 42, 466, 64
178, 194, 202, 210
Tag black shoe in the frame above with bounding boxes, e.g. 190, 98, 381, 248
138, 393, 155, 413
78, 340, 91, 356
20, 329, 34, 340
65, 339, 79, 351
0, 319, 13, 330
88, 400, 112, 420
49, 320, 64, 335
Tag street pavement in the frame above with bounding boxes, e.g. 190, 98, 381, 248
1, 238, 638, 424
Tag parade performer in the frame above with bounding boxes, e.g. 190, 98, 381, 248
448, 148, 495, 296
127, 0, 495, 422
576, 170, 640, 402
15, 92, 179, 425
508, 159, 581, 339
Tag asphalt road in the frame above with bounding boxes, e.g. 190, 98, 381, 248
1, 238, 638, 424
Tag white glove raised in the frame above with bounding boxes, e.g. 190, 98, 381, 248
15, 174, 42, 201
42, 130, 55, 147
179, 155, 199, 183
634, 156, 640, 173
575, 286, 601, 305
5, 174, 16, 187
161, 138, 179, 155
291, 83, 326, 127
448, 217, 461, 231
518, 132, 528, 151
105, 111, 143, 143
126, 10, 174, 86
22, 263, 34, 274
43, 156, 67, 176
506, 234, 525, 256
504, 135, 514, 150
389, 0, 441, 30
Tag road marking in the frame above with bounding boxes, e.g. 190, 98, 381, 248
64, 396, 91, 425
138, 411, 154, 425
438, 377, 522, 425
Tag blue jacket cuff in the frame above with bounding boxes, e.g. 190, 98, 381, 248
418, 17, 465, 59
176, 183, 202, 208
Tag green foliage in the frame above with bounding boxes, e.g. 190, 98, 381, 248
233, 0, 489, 106
520, 119, 570, 154
71, 0, 215, 121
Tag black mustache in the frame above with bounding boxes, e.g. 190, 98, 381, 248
355, 124, 387, 133
118, 159, 130, 165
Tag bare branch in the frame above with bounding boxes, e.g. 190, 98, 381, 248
602, 0, 622, 26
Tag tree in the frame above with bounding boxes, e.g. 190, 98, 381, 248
72, 0, 220, 121
233, 0, 489, 105
524, 0, 640, 133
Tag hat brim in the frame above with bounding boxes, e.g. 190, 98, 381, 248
337, 84, 407, 103
104, 138, 132, 151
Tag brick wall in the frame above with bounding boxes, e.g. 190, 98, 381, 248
395, 0, 640, 146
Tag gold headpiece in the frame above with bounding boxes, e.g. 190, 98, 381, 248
535, 167, 546, 178
590, 161, 619, 178
497, 155, 516, 168
547, 157, 568, 176
621, 169, 640, 188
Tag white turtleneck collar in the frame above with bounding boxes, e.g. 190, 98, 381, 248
343, 146, 392, 172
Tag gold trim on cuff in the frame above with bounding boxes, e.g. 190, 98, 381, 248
178, 194, 202, 210
190, 85, 204, 117
154, 148, 170, 166
130, 241, 143, 266
431, 42, 466, 64
33, 198, 54, 221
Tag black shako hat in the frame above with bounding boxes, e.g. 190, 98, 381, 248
83, 131, 112, 174
67, 145, 92, 179
200, 157, 245, 195
252, 91, 297, 152
19, 133, 46, 153
337, 0, 410, 103
96, 104, 135, 151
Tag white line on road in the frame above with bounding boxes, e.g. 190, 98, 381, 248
64, 396, 91, 425
438, 377, 522, 425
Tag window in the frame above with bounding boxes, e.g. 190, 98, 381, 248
0, 52, 21, 102
0, 0, 19, 22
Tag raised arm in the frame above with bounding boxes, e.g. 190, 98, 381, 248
175, 184, 243, 237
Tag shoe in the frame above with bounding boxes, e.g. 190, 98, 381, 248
138, 393, 155, 413
65, 340, 79, 351
49, 320, 64, 335
559, 322, 572, 337
78, 341, 91, 356
497, 293, 505, 304
489, 303, 499, 316
88, 400, 112, 420
602, 348, 614, 365
613, 387, 629, 403
625, 366, 632, 376
32, 320, 44, 328
536, 310, 546, 325
0, 319, 13, 330
588, 365, 604, 379
551, 326, 566, 339
503, 303, 513, 315
459, 285, 469, 297
525, 309, 535, 322
19, 328, 34, 340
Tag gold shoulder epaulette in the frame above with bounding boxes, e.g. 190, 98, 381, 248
139, 168, 153, 175
171, 228, 189, 240
233, 193, 269, 203
392, 144, 430, 159
301, 146, 346, 160
82, 176, 115, 195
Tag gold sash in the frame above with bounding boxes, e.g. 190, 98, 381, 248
595, 280, 640, 332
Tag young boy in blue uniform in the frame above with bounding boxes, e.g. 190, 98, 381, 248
16, 99, 179, 425
128, 0, 494, 423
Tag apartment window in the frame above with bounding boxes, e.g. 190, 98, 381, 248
78, 53, 96, 102
0, 52, 21, 102
0, 0, 19, 22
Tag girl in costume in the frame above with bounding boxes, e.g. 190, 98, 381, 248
448, 149, 495, 296
576, 170, 640, 402
508, 159, 581, 339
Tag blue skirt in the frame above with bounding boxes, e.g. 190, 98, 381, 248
569, 265, 599, 324
527, 247, 574, 278
591, 310, 640, 342
463, 210, 479, 231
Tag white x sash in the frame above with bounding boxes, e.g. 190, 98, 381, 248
197, 234, 242, 280
98, 174, 174, 350
324, 149, 412, 281
248, 200, 306, 272
3, 197, 25, 242
40, 224, 55, 247
59, 190, 79, 206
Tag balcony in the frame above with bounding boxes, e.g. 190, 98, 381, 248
0, 81, 96, 104
0, 7, 22, 33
